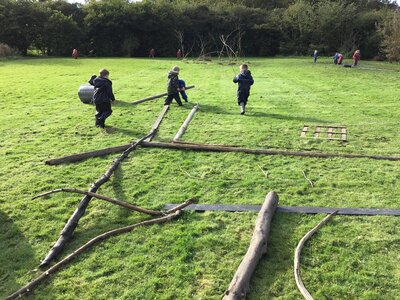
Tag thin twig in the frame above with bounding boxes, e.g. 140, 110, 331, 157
258, 165, 269, 178
302, 171, 314, 188
33, 188, 163, 216
294, 211, 337, 300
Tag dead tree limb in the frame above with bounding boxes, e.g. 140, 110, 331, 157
145, 104, 170, 142
302, 171, 314, 188
39, 132, 154, 268
173, 104, 199, 142
131, 85, 195, 105
5, 198, 196, 300
294, 211, 337, 300
223, 191, 278, 300
33, 188, 163, 216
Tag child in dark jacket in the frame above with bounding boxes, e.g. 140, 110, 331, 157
178, 79, 188, 102
164, 66, 183, 106
89, 69, 115, 128
233, 64, 254, 115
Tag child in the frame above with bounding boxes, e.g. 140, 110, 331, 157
233, 64, 254, 115
164, 66, 183, 106
313, 50, 318, 63
353, 49, 360, 66
72, 48, 78, 59
333, 52, 339, 64
178, 79, 188, 102
89, 69, 115, 128
337, 53, 344, 65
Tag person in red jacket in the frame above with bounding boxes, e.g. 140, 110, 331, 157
337, 53, 344, 65
176, 49, 182, 59
353, 50, 360, 66
149, 48, 155, 58
72, 48, 78, 59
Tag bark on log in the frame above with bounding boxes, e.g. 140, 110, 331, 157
33, 188, 164, 216
131, 85, 195, 105
223, 191, 278, 300
145, 104, 170, 142
45, 141, 400, 166
294, 211, 337, 300
5, 207, 190, 300
39, 132, 154, 268
173, 104, 199, 142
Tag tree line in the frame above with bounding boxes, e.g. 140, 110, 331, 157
0, 0, 399, 60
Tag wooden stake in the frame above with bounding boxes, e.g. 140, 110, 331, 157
223, 192, 278, 300
5, 198, 196, 300
131, 85, 195, 105
294, 211, 337, 300
39, 131, 154, 268
145, 105, 170, 142
173, 104, 199, 142
33, 188, 164, 216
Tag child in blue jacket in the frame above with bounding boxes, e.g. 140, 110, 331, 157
233, 64, 254, 115
178, 79, 188, 102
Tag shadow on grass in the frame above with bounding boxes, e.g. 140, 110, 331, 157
0, 211, 38, 299
112, 167, 132, 219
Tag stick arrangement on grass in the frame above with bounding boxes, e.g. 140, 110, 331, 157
131, 85, 195, 104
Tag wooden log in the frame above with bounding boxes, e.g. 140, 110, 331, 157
5, 201, 193, 300
294, 212, 337, 300
131, 85, 195, 105
33, 188, 164, 216
223, 191, 278, 300
145, 104, 170, 142
173, 104, 199, 142
39, 131, 155, 268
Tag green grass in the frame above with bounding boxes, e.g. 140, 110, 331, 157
0, 57, 399, 299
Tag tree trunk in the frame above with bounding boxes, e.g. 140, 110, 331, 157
173, 104, 199, 142
145, 104, 170, 142
131, 85, 194, 105
223, 191, 278, 300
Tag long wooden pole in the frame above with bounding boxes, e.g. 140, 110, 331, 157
294, 212, 337, 300
223, 191, 278, 300
131, 85, 195, 105
39, 132, 154, 268
145, 104, 170, 142
173, 104, 199, 142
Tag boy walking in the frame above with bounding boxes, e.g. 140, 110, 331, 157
178, 79, 188, 102
233, 64, 254, 115
89, 69, 115, 128
164, 66, 183, 106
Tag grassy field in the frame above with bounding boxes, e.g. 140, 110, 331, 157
0, 57, 399, 300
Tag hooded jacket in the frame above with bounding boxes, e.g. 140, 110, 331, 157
167, 70, 179, 95
233, 70, 254, 94
89, 76, 115, 104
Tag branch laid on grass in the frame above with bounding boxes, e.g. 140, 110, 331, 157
145, 104, 170, 142
223, 191, 278, 300
5, 198, 196, 300
33, 188, 163, 216
294, 211, 337, 300
258, 165, 269, 178
302, 171, 314, 188
39, 131, 154, 268
173, 104, 199, 142
45, 141, 400, 166
131, 85, 195, 105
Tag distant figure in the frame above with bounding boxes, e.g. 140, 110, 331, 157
164, 66, 183, 106
178, 79, 188, 102
89, 69, 115, 128
233, 64, 254, 115
72, 49, 78, 59
176, 49, 182, 59
353, 50, 360, 66
337, 53, 344, 65
313, 50, 318, 63
333, 52, 339, 64
149, 48, 155, 58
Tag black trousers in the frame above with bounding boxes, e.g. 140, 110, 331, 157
95, 101, 112, 123
164, 93, 183, 106
237, 91, 249, 105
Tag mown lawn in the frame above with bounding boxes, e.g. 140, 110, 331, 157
0, 57, 399, 300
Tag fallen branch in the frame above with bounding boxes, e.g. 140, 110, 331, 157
145, 104, 170, 142
33, 188, 163, 216
5, 198, 196, 300
302, 171, 314, 188
258, 165, 269, 178
223, 191, 278, 300
294, 211, 337, 300
173, 104, 199, 142
131, 85, 195, 105
39, 131, 154, 268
